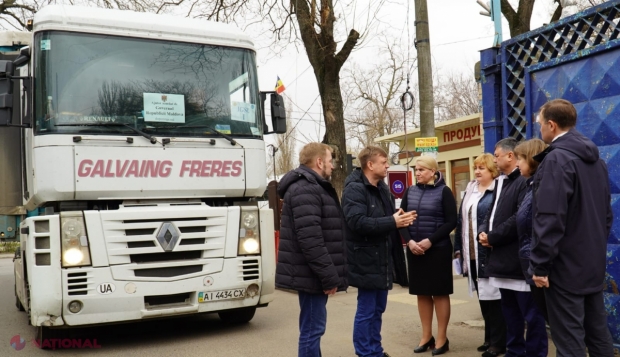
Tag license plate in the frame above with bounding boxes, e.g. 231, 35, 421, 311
198, 288, 245, 302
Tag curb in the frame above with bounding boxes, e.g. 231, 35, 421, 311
0, 253, 15, 259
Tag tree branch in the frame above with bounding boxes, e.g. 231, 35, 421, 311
550, 0, 563, 23
500, 0, 517, 23
157, 0, 185, 14
291, 0, 321, 67
334, 29, 359, 69
2, 9, 27, 29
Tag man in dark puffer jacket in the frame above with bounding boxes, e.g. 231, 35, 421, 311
276, 142, 348, 357
342, 145, 415, 357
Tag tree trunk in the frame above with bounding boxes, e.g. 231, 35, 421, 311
501, 0, 536, 37
319, 72, 347, 195
292, 0, 359, 196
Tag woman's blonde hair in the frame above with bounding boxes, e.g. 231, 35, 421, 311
514, 139, 548, 176
473, 153, 500, 178
415, 156, 439, 171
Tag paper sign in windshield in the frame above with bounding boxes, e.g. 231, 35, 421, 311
143, 93, 185, 123
231, 102, 256, 123
41, 40, 51, 51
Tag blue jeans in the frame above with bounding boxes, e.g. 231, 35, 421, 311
500, 288, 548, 357
298, 291, 328, 357
353, 288, 388, 357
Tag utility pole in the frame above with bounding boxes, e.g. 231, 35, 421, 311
414, 0, 435, 138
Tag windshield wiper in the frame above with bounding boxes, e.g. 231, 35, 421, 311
55, 123, 157, 144
149, 125, 237, 146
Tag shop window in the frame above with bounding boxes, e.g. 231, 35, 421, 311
451, 159, 470, 208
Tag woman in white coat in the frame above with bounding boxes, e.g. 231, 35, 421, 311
454, 154, 506, 357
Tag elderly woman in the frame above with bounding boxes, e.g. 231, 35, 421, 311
400, 156, 457, 356
454, 154, 506, 357
515, 138, 549, 328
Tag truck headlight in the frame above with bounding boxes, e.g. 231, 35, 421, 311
60, 212, 92, 267
239, 208, 260, 255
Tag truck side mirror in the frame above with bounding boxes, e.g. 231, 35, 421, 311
13, 47, 30, 68
270, 93, 286, 134
0, 60, 15, 126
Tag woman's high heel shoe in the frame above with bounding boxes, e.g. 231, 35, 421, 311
431, 339, 449, 356
414, 336, 435, 353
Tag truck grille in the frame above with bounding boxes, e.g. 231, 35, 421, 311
66, 271, 93, 296
241, 259, 260, 281
134, 265, 203, 277
101, 206, 228, 267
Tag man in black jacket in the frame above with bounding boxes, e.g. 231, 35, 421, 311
342, 146, 415, 357
479, 138, 547, 357
530, 99, 613, 356
276, 142, 348, 357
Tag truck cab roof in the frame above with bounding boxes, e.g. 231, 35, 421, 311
33, 5, 256, 51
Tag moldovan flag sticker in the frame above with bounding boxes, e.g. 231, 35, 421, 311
275, 76, 286, 94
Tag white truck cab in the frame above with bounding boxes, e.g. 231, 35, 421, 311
0, 5, 285, 346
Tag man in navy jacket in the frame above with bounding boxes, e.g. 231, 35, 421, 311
342, 146, 414, 357
479, 138, 546, 357
276, 142, 348, 357
530, 99, 614, 356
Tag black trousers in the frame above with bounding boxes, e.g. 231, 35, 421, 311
471, 260, 507, 350
530, 285, 548, 322
545, 284, 614, 357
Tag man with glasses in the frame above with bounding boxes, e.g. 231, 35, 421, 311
530, 99, 614, 356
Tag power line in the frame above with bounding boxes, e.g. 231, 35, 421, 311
280, 94, 321, 144
277, 65, 312, 91
433, 35, 494, 47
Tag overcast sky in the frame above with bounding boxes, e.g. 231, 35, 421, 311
252, 0, 556, 153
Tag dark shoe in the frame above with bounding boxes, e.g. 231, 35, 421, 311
481, 347, 506, 357
383, 353, 391, 357
431, 339, 449, 356
414, 336, 435, 353
477, 342, 490, 352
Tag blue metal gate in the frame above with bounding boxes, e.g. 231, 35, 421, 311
481, 1, 620, 346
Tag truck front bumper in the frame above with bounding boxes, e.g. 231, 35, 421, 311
32, 257, 273, 327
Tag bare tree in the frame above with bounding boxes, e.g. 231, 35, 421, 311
500, 0, 602, 37
342, 39, 410, 154
434, 72, 480, 122
0, 0, 172, 30
181, 0, 387, 194
575, 0, 607, 11
0, 0, 42, 30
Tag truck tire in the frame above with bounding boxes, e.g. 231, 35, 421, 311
218, 307, 256, 324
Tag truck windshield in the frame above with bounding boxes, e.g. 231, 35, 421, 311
34, 31, 262, 138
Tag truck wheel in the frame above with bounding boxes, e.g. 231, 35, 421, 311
35, 326, 63, 349
14, 275, 24, 311
218, 307, 256, 324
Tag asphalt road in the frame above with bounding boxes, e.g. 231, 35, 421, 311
0, 256, 557, 356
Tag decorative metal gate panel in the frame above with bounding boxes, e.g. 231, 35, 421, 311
481, 0, 620, 346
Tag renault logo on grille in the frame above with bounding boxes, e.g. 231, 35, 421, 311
156, 222, 180, 252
